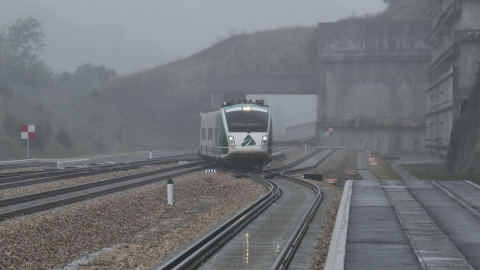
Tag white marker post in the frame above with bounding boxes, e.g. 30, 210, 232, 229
150, 150, 153, 160
167, 178, 173, 205
21, 125, 35, 165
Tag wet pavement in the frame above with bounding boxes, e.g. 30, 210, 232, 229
326, 153, 480, 270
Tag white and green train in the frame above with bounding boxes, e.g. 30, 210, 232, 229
198, 99, 273, 170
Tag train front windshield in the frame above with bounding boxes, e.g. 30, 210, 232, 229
225, 108, 268, 132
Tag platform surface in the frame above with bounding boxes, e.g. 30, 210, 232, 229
326, 179, 480, 270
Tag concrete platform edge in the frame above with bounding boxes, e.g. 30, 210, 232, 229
325, 180, 353, 270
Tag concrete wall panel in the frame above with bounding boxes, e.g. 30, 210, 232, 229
317, 20, 431, 154
459, 1, 480, 28
323, 61, 428, 120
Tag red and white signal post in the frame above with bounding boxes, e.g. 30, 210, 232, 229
21, 125, 35, 164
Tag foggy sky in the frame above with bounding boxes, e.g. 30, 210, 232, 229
0, 0, 386, 75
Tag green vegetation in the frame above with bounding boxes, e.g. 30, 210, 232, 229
0, 17, 318, 161
0, 18, 120, 160
55, 63, 116, 93
0, 17, 54, 92
401, 164, 480, 185
367, 153, 402, 180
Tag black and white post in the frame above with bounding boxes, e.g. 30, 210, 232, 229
167, 178, 173, 205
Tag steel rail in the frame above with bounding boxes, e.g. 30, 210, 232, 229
269, 149, 335, 269
0, 155, 200, 182
0, 167, 93, 183
0, 162, 52, 170
0, 167, 111, 189
0, 163, 207, 221
256, 149, 335, 269
270, 174, 324, 270
274, 124, 315, 142
157, 149, 335, 269
0, 161, 205, 207
0, 156, 201, 189
266, 148, 324, 173
282, 150, 335, 175
0, 166, 206, 221
155, 170, 281, 270
0, 171, 43, 180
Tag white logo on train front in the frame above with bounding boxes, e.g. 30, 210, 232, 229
241, 135, 256, 147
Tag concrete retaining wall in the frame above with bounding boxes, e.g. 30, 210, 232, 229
317, 20, 432, 154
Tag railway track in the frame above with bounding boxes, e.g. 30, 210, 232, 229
155, 149, 335, 269
274, 124, 316, 152
0, 159, 206, 221
274, 122, 315, 142
0, 162, 54, 171
269, 174, 325, 270
274, 123, 316, 152
0, 140, 320, 224
267, 148, 334, 175
0, 155, 200, 190
157, 170, 281, 270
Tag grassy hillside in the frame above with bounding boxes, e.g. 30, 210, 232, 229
0, 89, 96, 160
109, 26, 318, 95
97, 27, 318, 151
0, 0, 430, 161
0, 27, 318, 161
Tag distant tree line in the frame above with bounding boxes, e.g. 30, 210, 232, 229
0, 16, 118, 155
55, 63, 117, 92
0, 17, 53, 92
0, 16, 117, 93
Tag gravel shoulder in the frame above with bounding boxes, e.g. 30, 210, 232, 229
300, 149, 357, 270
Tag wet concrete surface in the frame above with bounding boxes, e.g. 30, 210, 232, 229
326, 152, 480, 270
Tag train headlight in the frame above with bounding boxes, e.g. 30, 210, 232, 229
262, 135, 268, 145
228, 135, 236, 146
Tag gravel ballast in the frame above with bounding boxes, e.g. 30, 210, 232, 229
0, 171, 263, 269
0, 164, 176, 200
0, 148, 361, 269
303, 149, 354, 270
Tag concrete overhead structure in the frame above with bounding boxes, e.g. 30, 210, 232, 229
316, 20, 432, 154
425, 0, 480, 156
207, 66, 316, 108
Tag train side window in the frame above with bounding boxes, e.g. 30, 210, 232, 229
202, 128, 206, 140
215, 128, 220, 142
208, 128, 213, 140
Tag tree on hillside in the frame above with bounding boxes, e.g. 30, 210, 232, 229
55, 63, 117, 92
446, 63, 480, 173
29, 120, 53, 149
383, 0, 399, 6
0, 17, 54, 91
56, 128, 73, 149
